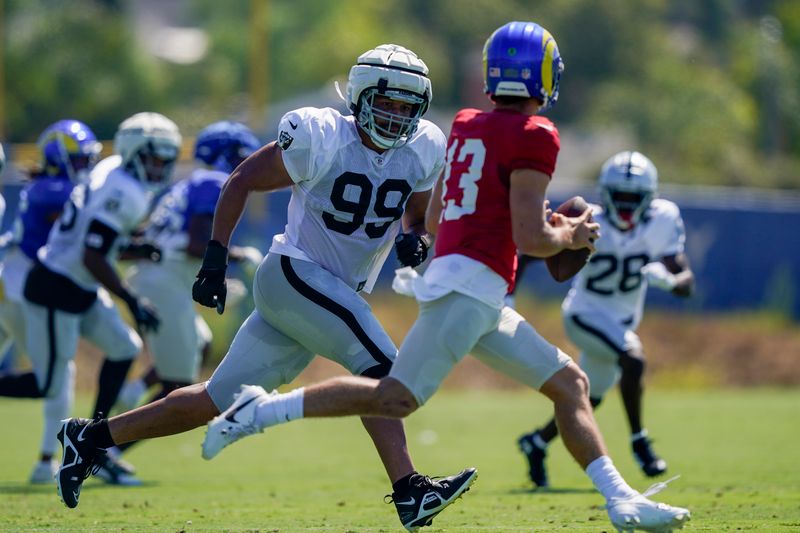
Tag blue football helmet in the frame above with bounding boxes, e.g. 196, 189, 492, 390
37, 119, 102, 182
483, 21, 564, 110
194, 121, 261, 174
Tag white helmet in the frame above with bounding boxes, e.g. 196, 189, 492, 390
114, 112, 182, 192
345, 44, 432, 149
598, 151, 658, 230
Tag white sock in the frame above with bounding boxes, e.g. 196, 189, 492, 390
585, 455, 639, 501
254, 388, 305, 429
121, 379, 147, 405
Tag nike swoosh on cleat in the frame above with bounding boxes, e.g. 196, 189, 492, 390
76, 423, 90, 442
394, 497, 415, 506
224, 396, 258, 423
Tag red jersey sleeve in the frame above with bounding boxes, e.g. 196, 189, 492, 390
509, 117, 560, 177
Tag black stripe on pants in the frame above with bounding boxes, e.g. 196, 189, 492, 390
279, 255, 393, 369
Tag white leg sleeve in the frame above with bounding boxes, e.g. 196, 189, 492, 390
40, 360, 76, 456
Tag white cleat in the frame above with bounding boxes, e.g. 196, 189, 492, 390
607, 493, 690, 532
29, 459, 58, 484
202, 385, 270, 460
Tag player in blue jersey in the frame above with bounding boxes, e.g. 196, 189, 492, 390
0, 120, 101, 483
116, 121, 263, 421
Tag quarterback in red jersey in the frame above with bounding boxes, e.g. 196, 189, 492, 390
201, 21, 691, 532
435, 107, 560, 289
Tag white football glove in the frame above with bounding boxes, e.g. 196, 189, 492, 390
641, 262, 677, 291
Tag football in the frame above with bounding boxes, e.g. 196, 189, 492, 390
545, 196, 593, 282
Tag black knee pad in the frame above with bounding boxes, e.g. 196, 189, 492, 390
361, 361, 392, 379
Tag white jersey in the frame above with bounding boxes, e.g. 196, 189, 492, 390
269, 107, 446, 292
39, 155, 151, 291
563, 198, 686, 328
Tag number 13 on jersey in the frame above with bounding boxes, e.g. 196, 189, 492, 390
442, 138, 486, 221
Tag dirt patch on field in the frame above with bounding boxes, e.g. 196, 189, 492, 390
72, 296, 800, 393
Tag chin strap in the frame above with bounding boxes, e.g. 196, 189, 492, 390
334, 80, 347, 103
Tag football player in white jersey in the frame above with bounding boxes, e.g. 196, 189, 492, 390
56, 45, 475, 531
0, 112, 181, 486
118, 121, 263, 416
0, 121, 102, 484
518, 151, 695, 488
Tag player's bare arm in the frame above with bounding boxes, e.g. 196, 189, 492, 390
211, 141, 294, 246
82, 227, 132, 300
402, 189, 432, 236
424, 172, 445, 236
510, 168, 598, 257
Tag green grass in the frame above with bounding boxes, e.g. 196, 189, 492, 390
1, 389, 799, 532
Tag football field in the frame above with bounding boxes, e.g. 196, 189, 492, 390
0, 388, 798, 532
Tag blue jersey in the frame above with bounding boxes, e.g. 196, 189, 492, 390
145, 168, 226, 261
15, 175, 74, 260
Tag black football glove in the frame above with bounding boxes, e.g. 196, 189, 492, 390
123, 242, 162, 262
122, 294, 160, 333
395, 233, 432, 268
192, 240, 228, 314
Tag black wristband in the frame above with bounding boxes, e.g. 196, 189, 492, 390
202, 240, 229, 268
119, 289, 138, 309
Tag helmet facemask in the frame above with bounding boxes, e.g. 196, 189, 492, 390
127, 140, 179, 194
598, 151, 658, 231
356, 87, 427, 150
344, 44, 432, 150
602, 188, 653, 231
115, 112, 182, 194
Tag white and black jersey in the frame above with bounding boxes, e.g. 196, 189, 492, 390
563, 198, 686, 329
269, 107, 446, 292
38, 156, 150, 292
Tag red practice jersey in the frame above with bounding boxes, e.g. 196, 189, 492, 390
434, 107, 560, 289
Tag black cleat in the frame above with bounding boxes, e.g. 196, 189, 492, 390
387, 468, 478, 532
518, 431, 549, 488
95, 454, 142, 486
632, 433, 668, 477
56, 418, 105, 508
